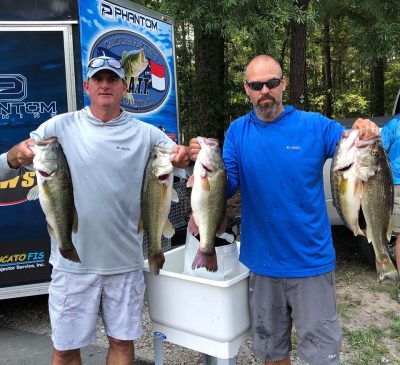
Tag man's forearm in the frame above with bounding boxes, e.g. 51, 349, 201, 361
6, 147, 21, 169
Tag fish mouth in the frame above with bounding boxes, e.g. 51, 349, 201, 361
38, 170, 54, 177
201, 163, 212, 173
158, 174, 170, 181
36, 137, 58, 146
336, 163, 353, 173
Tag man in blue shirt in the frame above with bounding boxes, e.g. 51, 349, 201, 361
381, 115, 400, 301
189, 54, 379, 365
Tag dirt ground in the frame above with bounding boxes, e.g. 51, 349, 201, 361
332, 226, 400, 364
226, 192, 400, 364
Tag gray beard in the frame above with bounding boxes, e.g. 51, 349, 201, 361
255, 102, 279, 120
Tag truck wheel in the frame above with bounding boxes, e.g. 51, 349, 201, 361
356, 235, 397, 265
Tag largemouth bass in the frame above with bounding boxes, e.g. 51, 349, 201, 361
140, 145, 178, 275
27, 137, 80, 263
331, 129, 364, 236
331, 130, 397, 282
187, 137, 227, 272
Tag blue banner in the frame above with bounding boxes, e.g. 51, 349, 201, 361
0, 30, 68, 286
78, 0, 179, 142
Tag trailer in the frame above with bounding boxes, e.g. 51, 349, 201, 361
0, 0, 183, 299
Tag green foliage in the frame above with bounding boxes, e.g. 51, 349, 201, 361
332, 92, 369, 118
130, 0, 400, 137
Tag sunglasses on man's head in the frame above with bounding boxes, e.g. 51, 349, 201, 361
88, 57, 122, 70
246, 78, 283, 91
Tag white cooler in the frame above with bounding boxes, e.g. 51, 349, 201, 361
143, 244, 250, 364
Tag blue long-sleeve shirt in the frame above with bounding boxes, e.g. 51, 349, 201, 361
381, 114, 400, 185
223, 106, 344, 277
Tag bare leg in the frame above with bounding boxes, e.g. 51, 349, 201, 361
106, 336, 134, 365
265, 357, 291, 365
51, 349, 82, 365
396, 234, 400, 272
396, 235, 400, 302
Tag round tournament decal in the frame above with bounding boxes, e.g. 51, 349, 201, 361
89, 30, 171, 113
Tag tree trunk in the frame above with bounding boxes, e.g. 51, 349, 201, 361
193, 25, 226, 140
289, 0, 309, 110
370, 58, 385, 116
322, 19, 333, 118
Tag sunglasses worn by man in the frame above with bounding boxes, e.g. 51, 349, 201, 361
88, 57, 123, 70
87, 56, 125, 79
246, 77, 283, 91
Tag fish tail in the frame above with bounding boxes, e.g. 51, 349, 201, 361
149, 251, 165, 275
59, 247, 81, 263
375, 254, 399, 282
191, 248, 218, 272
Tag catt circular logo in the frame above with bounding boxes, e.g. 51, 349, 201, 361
89, 30, 170, 113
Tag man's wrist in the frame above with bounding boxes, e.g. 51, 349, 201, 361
6, 152, 20, 169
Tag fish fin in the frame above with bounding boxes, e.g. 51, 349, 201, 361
375, 254, 399, 282
149, 251, 165, 275
200, 176, 210, 191
354, 179, 364, 199
162, 219, 175, 239
355, 166, 376, 181
187, 215, 199, 236
138, 217, 144, 232
387, 217, 393, 242
59, 246, 81, 263
186, 175, 194, 187
47, 224, 55, 238
27, 185, 40, 200
171, 188, 179, 203
354, 227, 365, 236
216, 216, 228, 236
191, 248, 218, 272
365, 226, 373, 243
72, 208, 78, 233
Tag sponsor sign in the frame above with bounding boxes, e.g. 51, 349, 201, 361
0, 239, 51, 287
78, 0, 179, 142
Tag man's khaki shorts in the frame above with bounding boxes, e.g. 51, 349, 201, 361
49, 269, 146, 351
248, 271, 342, 364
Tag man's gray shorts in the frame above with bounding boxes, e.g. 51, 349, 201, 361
392, 185, 400, 234
248, 271, 342, 364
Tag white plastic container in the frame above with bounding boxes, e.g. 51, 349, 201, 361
143, 244, 250, 359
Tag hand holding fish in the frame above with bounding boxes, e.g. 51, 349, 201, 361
351, 118, 380, 140
188, 137, 220, 162
6, 138, 35, 168
188, 137, 202, 161
171, 144, 190, 168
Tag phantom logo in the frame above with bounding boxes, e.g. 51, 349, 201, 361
0, 74, 27, 102
99, 0, 158, 32
0, 73, 57, 121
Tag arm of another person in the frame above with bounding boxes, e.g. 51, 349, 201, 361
0, 138, 35, 181
380, 116, 400, 151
